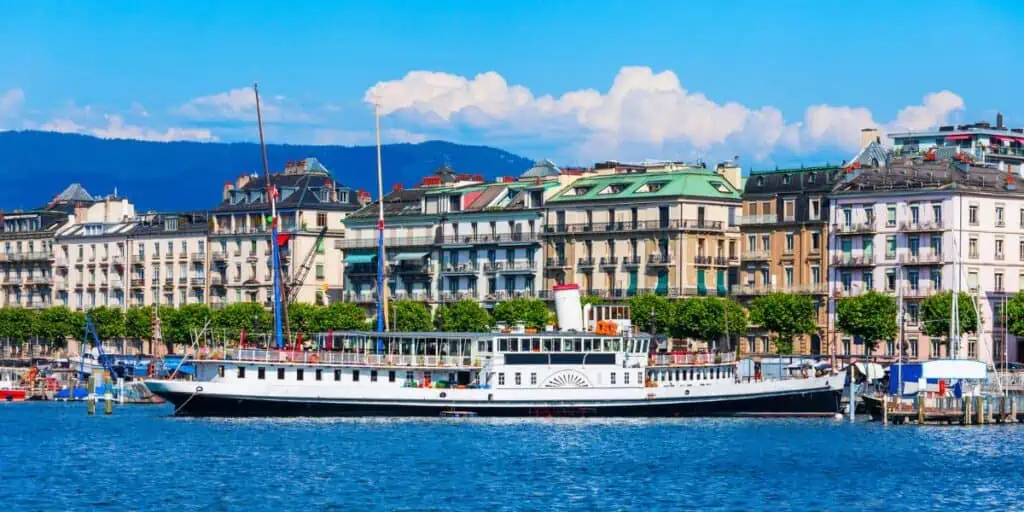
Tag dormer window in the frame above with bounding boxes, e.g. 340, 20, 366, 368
808, 173, 816, 184
782, 174, 792, 185
569, 186, 592, 196
710, 181, 731, 193
449, 195, 461, 212
163, 218, 179, 232
756, 177, 764, 187
636, 181, 668, 193
599, 183, 629, 195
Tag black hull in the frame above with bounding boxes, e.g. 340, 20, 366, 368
862, 395, 885, 421
159, 389, 843, 418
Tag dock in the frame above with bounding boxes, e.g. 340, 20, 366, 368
880, 372, 1024, 426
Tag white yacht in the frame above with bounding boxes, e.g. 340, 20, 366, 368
146, 288, 843, 417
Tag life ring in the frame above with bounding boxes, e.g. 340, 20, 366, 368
309, 355, 319, 364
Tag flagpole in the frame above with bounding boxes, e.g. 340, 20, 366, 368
375, 102, 389, 336
254, 82, 285, 350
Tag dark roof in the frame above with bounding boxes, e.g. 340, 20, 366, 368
832, 158, 1024, 196
348, 188, 430, 219
129, 212, 210, 236
213, 164, 361, 213
744, 166, 842, 197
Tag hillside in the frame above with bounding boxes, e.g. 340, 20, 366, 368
0, 131, 534, 212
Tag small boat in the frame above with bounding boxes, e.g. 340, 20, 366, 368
0, 367, 28, 402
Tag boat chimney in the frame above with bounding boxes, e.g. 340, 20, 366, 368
553, 284, 583, 332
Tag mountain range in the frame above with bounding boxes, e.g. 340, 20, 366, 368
0, 131, 534, 212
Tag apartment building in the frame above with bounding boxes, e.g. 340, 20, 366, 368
890, 114, 1024, 167
735, 166, 840, 355
126, 213, 211, 308
210, 158, 363, 307
53, 196, 136, 310
341, 164, 574, 309
541, 162, 743, 300
828, 157, 1024, 364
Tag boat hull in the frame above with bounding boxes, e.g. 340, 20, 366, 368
152, 386, 843, 418
1, 389, 27, 402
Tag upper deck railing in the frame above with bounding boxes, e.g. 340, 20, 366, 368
227, 349, 480, 368
649, 352, 737, 367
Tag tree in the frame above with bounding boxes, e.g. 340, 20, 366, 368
435, 299, 492, 332
164, 304, 213, 346
835, 291, 898, 357
88, 306, 125, 343
1006, 293, 1024, 338
36, 306, 82, 349
0, 307, 38, 353
580, 295, 605, 307
627, 294, 673, 334
670, 298, 748, 347
748, 293, 816, 355
213, 302, 272, 341
491, 298, 549, 330
287, 303, 322, 335
388, 301, 432, 331
920, 291, 978, 354
318, 302, 367, 331
125, 306, 154, 342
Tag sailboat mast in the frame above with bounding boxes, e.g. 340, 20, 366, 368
254, 82, 285, 350
375, 102, 389, 333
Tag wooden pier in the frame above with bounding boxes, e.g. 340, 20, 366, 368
881, 392, 1024, 426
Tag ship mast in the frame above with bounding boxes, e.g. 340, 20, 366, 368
375, 102, 389, 335
254, 82, 285, 350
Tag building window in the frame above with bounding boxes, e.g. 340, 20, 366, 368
811, 232, 820, 252
996, 206, 1005, 227
784, 266, 794, 288
316, 212, 327, 227
811, 265, 820, 284
315, 263, 325, 280
908, 337, 919, 359
761, 235, 770, 251
809, 198, 821, 220
996, 239, 1005, 260
968, 238, 978, 259
886, 205, 896, 227
886, 236, 896, 259
783, 199, 795, 221
969, 205, 978, 225
909, 205, 919, 225
746, 234, 756, 251
968, 269, 979, 291
885, 270, 896, 291
843, 208, 852, 227
995, 271, 1004, 292
785, 233, 794, 253
931, 340, 941, 358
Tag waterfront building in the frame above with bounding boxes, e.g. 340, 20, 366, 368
125, 212, 211, 308
210, 158, 363, 307
889, 114, 1024, 168
827, 156, 1024, 364
541, 161, 743, 301
341, 164, 575, 311
735, 165, 841, 355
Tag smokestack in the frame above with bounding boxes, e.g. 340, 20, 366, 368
997, 112, 1004, 129
553, 284, 583, 332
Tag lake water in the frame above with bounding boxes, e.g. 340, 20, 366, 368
2, 402, 1022, 511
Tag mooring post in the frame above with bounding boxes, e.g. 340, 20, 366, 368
916, 394, 924, 424
104, 372, 113, 416
86, 374, 96, 416
882, 394, 889, 425
976, 395, 984, 425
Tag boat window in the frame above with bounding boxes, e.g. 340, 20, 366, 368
498, 373, 505, 386
695, 369, 701, 381
389, 370, 396, 383
499, 339, 508, 352
478, 341, 486, 353
236, 367, 245, 379
530, 372, 537, 385
521, 339, 530, 352
543, 339, 553, 352
610, 372, 616, 385
353, 370, 360, 382
624, 372, 630, 385
515, 372, 521, 385
297, 369, 304, 381
277, 368, 285, 380
532, 338, 541, 352
486, 340, 493, 352
573, 338, 582, 352
371, 370, 378, 382
315, 369, 322, 381
583, 339, 591, 352
406, 371, 414, 382
217, 365, 225, 377
334, 369, 341, 381
667, 370, 673, 382
258, 367, 266, 380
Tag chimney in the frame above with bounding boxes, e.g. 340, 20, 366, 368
997, 112, 1004, 129
223, 181, 234, 201
236, 174, 251, 189
860, 128, 880, 148
715, 162, 742, 190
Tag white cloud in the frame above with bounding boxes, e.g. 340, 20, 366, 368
311, 128, 429, 146
366, 67, 965, 160
177, 86, 311, 124
40, 114, 217, 142
0, 88, 26, 128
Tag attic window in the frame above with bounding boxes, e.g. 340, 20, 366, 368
782, 174, 792, 185
636, 181, 668, 193
756, 177, 764, 187
710, 181, 731, 193
808, 173, 816, 184
599, 183, 629, 195
569, 186, 592, 196
163, 218, 179, 232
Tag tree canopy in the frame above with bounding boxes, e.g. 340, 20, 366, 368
125, 306, 154, 342
35, 306, 83, 349
627, 294, 674, 334
389, 301, 433, 332
435, 299, 492, 332
164, 304, 213, 345
919, 292, 978, 338
492, 298, 549, 330
88, 306, 125, 342
748, 293, 817, 354
318, 302, 367, 331
671, 297, 748, 346
213, 302, 272, 339
835, 291, 898, 355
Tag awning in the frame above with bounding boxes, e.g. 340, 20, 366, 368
992, 135, 1024, 143
394, 252, 429, 261
344, 253, 376, 264
944, 134, 972, 141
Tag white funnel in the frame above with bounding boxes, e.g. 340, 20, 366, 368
553, 284, 583, 331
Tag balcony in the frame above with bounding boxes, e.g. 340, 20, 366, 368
621, 256, 642, 268
440, 232, 539, 245
439, 291, 479, 302
54, 258, 69, 268
392, 262, 432, 275
735, 214, 778, 226
545, 257, 569, 269
441, 262, 479, 275
498, 261, 535, 273
110, 279, 124, 289
744, 250, 771, 261
391, 291, 434, 302
191, 277, 206, 287
599, 256, 619, 269
344, 291, 378, 304
191, 252, 205, 262
210, 275, 225, 287
178, 277, 188, 285
163, 253, 174, 260
680, 219, 725, 232
26, 275, 51, 285
831, 255, 875, 267
346, 263, 379, 277
111, 255, 125, 266
693, 255, 728, 266
0, 251, 53, 262
898, 252, 943, 266
901, 285, 939, 299
246, 255, 259, 263
542, 219, 698, 235
731, 285, 775, 296
833, 223, 877, 235
339, 236, 438, 249
577, 257, 596, 268
55, 279, 68, 291
212, 251, 226, 262
130, 278, 145, 288
899, 220, 945, 232
647, 254, 672, 266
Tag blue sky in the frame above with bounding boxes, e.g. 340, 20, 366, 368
1, 1, 1022, 167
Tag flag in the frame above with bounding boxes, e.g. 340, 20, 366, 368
295, 332, 303, 351
276, 233, 291, 247
239, 327, 247, 349
326, 329, 334, 350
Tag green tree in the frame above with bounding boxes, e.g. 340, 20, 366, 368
748, 293, 816, 355
670, 298, 748, 346
388, 300, 433, 331
1005, 293, 1024, 339
88, 306, 125, 343
125, 306, 154, 343
491, 298, 550, 330
0, 308, 38, 353
164, 304, 213, 346
627, 294, 673, 334
318, 302, 367, 331
36, 306, 82, 349
213, 302, 272, 339
580, 295, 606, 307
920, 292, 978, 354
836, 291, 898, 356
435, 299, 492, 332
287, 303, 322, 335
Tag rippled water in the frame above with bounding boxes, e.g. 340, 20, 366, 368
2, 402, 1022, 511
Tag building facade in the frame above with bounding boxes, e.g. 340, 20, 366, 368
541, 162, 743, 300
828, 158, 1024, 364
889, 115, 1024, 168
53, 195, 137, 310
735, 166, 840, 355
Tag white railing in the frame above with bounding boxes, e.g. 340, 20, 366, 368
649, 352, 736, 366
735, 214, 778, 225
226, 349, 480, 368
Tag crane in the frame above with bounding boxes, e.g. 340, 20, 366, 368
278, 225, 329, 346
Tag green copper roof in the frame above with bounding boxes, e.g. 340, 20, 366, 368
547, 170, 740, 203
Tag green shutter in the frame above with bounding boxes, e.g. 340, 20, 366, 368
628, 271, 638, 295
655, 271, 668, 295
697, 269, 707, 296
716, 270, 726, 296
